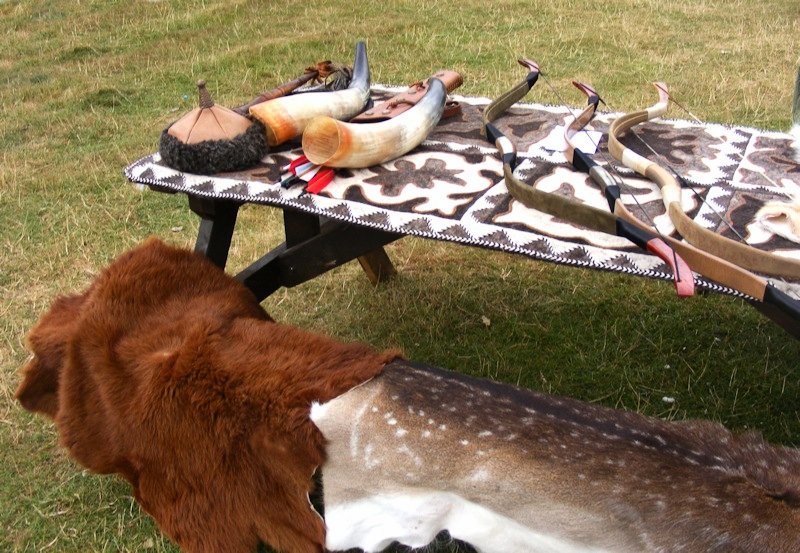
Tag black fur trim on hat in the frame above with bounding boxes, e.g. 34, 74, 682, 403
158, 120, 269, 174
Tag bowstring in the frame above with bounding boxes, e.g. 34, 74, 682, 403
611, 83, 748, 242
537, 71, 685, 283
656, 85, 782, 189
656, 85, 702, 124
618, 82, 794, 287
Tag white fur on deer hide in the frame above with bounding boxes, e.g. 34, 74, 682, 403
312, 360, 800, 553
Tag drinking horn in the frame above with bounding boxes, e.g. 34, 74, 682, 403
302, 71, 461, 168
249, 42, 371, 146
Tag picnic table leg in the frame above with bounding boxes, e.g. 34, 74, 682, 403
283, 209, 321, 247
357, 248, 397, 285
188, 196, 241, 269
185, 198, 399, 300
237, 212, 402, 301
283, 210, 397, 285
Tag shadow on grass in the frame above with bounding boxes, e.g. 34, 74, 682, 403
267, 239, 800, 445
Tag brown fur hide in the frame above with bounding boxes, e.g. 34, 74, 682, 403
16, 238, 398, 553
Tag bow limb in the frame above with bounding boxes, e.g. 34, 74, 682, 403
483, 58, 540, 168
608, 83, 800, 280
564, 82, 694, 297
482, 62, 629, 239
484, 63, 695, 297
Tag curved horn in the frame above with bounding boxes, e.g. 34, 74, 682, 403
302, 78, 447, 168
249, 42, 371, 146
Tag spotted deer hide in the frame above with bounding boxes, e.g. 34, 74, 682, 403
313, 361, 800, 553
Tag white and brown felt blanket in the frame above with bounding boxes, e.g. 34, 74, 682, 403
125, 86, 800, 299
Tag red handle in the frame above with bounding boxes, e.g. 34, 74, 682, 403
646, 238, 695, 298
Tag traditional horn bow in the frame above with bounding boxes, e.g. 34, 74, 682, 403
607, 83, 800, 280
604, 82, 800, 337
482, 61, 694, 297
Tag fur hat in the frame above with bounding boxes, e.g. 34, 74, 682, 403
158, 80, 268, 174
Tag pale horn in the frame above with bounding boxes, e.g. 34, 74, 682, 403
301, 73, 458, 168
249, 41, 371, 147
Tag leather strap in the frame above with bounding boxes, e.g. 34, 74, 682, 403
232, 61, 354, 116
351, 70, 463, 122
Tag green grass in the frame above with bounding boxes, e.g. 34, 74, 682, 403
1, 0, 799, 551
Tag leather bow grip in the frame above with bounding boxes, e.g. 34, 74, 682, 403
617, 219, 695, 298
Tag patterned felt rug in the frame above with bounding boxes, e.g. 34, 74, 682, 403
124, 86, 800, 300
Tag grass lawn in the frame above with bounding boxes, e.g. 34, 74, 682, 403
2, 0, 799, 551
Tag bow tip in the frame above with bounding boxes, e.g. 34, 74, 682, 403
517, 58, 540, 74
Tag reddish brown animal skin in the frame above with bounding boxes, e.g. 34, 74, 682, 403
16, 238, 398, 553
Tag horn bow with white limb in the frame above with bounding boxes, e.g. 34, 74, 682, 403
604, 83, 800, 338
249, 41, 371, 146
301, 71, 461, 168
607, 82, 800, 280
563, 81, 695, 297
312, 359, 800, 553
